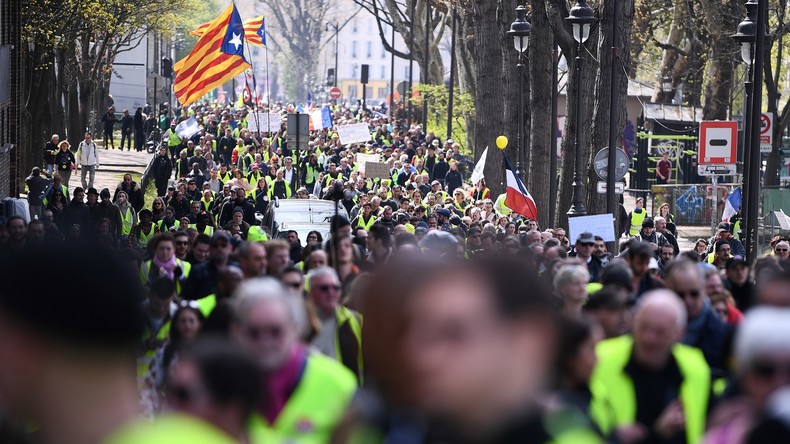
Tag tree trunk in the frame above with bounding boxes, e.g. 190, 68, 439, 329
586, 0, 635, 217
528, 0, 554, 229
469, 0, 507, 196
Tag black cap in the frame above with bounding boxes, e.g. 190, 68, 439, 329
576, 232, 595, 245
601, 263, 634, 292
0, 245, 144, 349
642, 218, 654, 228
726, 255, 748, 269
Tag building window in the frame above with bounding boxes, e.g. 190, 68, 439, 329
351, 41, 358, 58
366, 42, 372, 58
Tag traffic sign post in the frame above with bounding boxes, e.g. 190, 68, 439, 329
329, 87, 342, 100
760, 112, 773, 153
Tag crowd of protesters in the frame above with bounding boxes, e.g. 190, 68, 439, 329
2, 100, 790, 444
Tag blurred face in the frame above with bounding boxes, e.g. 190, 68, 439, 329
660, 246, 674, 262
309, 274, 342, 314
775, 242, 790, 260
667, 268, 704, 318
237, 299, 298, 371
155, 240, 175, 262
239, 244, 267, 277
193, 242, 210, 263
405, 271, 553, 428
268, 248, 290, 275
176, 309, 201, 340
559, 273, 588, 304
633, 303, 680, 369
726, 264, 750, 286
175, 236, 189, 257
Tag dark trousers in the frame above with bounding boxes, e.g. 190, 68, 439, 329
120, 130, 132, 150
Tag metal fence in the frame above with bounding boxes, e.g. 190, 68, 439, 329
651, 183, 739, 226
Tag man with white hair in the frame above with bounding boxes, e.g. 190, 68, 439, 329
232, 278, 356, 443
590, 290, 711, 444
307, 267, 363, 381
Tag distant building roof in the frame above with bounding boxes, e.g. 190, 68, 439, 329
642, 102, 704, 123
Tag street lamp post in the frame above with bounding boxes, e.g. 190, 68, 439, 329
732, 0, 765, 261
325, 23, 340, 87
732, 0, 756, 246
508, 5, 531, 182
566, 0, 597, 217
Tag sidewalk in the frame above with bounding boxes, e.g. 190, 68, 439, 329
64, 141, 153, 197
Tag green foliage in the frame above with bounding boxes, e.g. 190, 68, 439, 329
410, 84, 474, 153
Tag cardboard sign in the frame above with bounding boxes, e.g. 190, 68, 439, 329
336, 123, 371, 145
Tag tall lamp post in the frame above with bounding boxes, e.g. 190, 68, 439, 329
507, 5, 531, 181
566, 0, 597, 217
732, 0, 765, 261
732, 0, 756, 247
325, 23, 340, 87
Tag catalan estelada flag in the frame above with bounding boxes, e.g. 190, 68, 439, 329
190, 16, 266, 47
174, 4, 250, 107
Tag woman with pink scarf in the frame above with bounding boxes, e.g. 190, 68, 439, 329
138, 233, 192, 295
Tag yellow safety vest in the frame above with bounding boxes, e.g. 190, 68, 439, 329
355, 214, 377, 231
629, 209, 646, 236
120, 206, 134, 236
249, 353, 356, 444
589, 335, 710, 444
197, 294, 216, 318
139, 259, 192, 295
335, 306, 363, 384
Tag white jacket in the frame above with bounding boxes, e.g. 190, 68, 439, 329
77, 140, 99, 166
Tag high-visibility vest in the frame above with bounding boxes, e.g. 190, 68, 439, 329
136, 224, 157, 249
335, 306, 363, 384
106, 413, 238, 444
629, 209, 646, 236
197, 294, 216, 318
139, 258, 192, 295
248, 353, 356, 444
355, 214, 377, 231
120, 206, 135, 236
589, 335, 710, 444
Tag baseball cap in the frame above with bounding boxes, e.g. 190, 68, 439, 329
576, 232, 595, 245
726, 255, 748, 269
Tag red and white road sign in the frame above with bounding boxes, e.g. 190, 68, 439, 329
761, 112, 773, 152
329, 87, 342, 99
699, 120, 737, 165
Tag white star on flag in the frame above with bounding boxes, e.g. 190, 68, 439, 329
229, 32, 242, 50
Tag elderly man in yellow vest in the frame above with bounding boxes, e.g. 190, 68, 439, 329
233, 278, 356, 444
307, 267, 363, 383
590, 290, 711, 444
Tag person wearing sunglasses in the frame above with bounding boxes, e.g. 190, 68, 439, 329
665, 260, 730, 376
774, 240, 790, 261
705, 307, 790, 442
307, 267, 363, 383
234, 278, 356, 443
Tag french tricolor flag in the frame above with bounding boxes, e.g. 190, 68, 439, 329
722, 187, 742, 222
504, 155, 538, 221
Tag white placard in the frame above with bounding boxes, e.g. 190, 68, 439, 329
355, 153, 380, 174
568, 213, 616, 243
336, 123, 371, 145
248, 113, 281, 133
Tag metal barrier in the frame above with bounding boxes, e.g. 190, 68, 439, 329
650, 183, 738, 226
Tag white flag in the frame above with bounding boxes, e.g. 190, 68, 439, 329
175, 117, 200, 139
470, 147, 488, 186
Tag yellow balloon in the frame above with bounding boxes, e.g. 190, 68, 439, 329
496, 136, 509, 150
